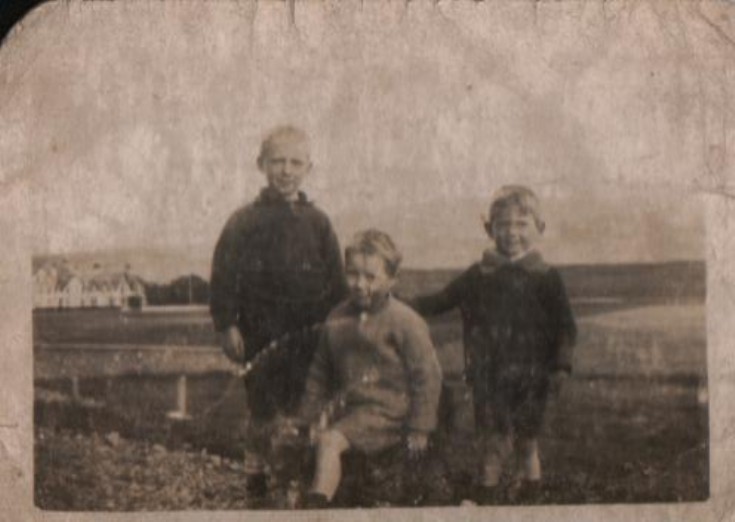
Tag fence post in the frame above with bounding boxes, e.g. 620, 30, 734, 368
167, 375, 192, 421
70, 375, 81, 402
166, 375, 192, 449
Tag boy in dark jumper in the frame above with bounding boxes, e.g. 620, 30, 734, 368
413, 185, 576, 504
210, 126, 347, 496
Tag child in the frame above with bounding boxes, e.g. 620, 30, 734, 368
413, 185, 576, 504
298, 229, 443, 508
209, 125, 347, 497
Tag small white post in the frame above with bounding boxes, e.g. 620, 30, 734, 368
71, 376, 81, 402
167, 375, 192, 421
177, 375, 187, 415
650, 338, 662, 374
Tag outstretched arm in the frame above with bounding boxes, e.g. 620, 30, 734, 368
410, 268, 472, 317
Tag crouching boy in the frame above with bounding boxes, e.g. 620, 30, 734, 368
298, 229, 443, 508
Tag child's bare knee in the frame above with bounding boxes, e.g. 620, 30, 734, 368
317, 429, 349, 454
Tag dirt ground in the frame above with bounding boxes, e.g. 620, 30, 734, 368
34, 371, 708, 509
34, 300, 708, 509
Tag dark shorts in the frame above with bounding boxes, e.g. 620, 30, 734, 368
474, 367, 550, 438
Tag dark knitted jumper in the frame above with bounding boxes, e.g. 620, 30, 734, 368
413, 250, 576, 436
210, 187, 347, 418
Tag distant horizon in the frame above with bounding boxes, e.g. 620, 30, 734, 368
33, 246, 707, 266
32, 245, 706, 284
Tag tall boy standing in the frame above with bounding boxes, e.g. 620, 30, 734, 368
210, 126, 347, 496
413, 185, 577, 504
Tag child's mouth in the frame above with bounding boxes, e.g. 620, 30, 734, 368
351, 292, 371, 306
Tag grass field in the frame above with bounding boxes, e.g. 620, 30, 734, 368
33, 261, 705, 347
34, 262, 708, 508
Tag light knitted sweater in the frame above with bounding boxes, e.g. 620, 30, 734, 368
300, 296, 443, 434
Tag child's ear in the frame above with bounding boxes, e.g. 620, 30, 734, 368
536, 219, 546, 235
483, 219, 494, 238
388, 268, 399, 283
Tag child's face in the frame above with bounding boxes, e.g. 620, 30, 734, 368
489, 205, 541, 258
258, 137, 312, 201
345, 253, 396, 311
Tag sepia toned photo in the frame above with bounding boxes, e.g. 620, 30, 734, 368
1, 0, 733, 520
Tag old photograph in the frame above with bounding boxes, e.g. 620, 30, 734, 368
0, 0, 733, 519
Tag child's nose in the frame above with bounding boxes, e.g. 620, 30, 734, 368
356, 277, 369, 292
283, 161, 296, 176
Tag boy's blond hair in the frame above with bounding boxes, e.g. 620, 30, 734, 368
487, 185, 546, 234
258, 125, 311, 163
345, 229, 402, 277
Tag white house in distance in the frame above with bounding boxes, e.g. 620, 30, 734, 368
33, 259, 147, 310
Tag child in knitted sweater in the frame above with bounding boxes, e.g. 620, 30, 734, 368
299, 229, 443, 508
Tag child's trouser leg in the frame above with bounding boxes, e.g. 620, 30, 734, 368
243, 370, 279, 495
311, 429, 350, 501
511, 375, 547, 483
514, 436, 541, 482
243, 418, 273, 496
480, 432, 513, 487
243, 340, 297, 453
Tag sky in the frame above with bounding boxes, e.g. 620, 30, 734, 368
1, 1, 726, 278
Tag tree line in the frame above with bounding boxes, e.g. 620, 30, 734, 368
144, 275, 210, 305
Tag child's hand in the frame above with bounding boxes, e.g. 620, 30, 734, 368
220, 326, 245, 363
406, 432, 429, 460
308, 423, 320, 446
549, 370, 569, 397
